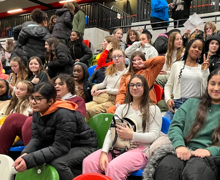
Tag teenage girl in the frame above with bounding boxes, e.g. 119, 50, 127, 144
7, 57, 28, 94
27, 56, 50, 85
13, 82, 97, 180
83, 75, 162, 180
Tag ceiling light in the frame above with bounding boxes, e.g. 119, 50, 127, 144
59, 0, 74, 3
8, 9, 23, 13
0, 0, 6, 2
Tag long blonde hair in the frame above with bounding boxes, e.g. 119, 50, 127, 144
105, 49, 125, 76
166, 32, 184, 69
63, 2, 75, 14
5, 80, 33, 115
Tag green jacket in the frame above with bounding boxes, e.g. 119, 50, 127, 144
72, 10, 85, 37
168, 98, 220, 156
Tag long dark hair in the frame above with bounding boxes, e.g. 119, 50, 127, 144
28, 56, 44, 77
185, 69, 220, 146
126, 51, 146, 77
123, 75, 150, 132
0, 79, 10, 101
178, 38, 205, 82
45, 37, 60, 62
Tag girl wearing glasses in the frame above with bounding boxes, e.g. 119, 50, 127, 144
13, 82, 97, 180
83, 74, 162, 180
86, 49, 127, 121
108, 51, 165, 113
0, 74, 86, 155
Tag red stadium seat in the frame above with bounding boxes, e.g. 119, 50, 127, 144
83, 40, 90, 48
154, 84, 164, 103
73, 173, 113, 180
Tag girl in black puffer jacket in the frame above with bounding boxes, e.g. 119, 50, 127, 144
13, 82, 97, 180
52, 2, 75, 44
45, 37, 73, 78
69, 31, 92, 66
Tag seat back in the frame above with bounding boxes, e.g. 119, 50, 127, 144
88, 65, 97, 79
154, 84, 164, 103
82, 39, 90, 48
0, 154, 16, 180
15, 164, 59, 180
161, 117, 172, 134
88, 113, 113, 149
73, 173, 113, 180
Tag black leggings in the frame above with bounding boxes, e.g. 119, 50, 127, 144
155, 154, 218, 180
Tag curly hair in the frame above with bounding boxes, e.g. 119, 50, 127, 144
53, 74, 75, 95
31, 8, 48, 24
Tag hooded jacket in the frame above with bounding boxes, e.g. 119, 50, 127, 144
18, 24, 51, 65
205, 35, 220, 72
22, 99, 97, 169
52, 8, 73, 41
74, 62, 93, 102
69, 37, 92, 65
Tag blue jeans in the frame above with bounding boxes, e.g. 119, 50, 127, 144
164, 98, 188, 120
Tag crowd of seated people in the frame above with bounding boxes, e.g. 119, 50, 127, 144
0, 3, 220, 180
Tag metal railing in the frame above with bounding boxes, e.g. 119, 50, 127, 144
0, 2, 135, 38
111, 5, 136, 27
109, 13, 220, 32
136, 0, 217, 22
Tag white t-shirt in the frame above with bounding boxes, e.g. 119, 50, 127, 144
181, 64, 202, 98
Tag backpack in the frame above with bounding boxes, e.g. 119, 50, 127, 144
153, 33, 169, 55
109, 114, 138, 158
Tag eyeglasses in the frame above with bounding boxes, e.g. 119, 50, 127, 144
129, 83, 143, 89
29, 95, 46, 104
112, 55, 124, 59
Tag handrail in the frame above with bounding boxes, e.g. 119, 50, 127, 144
111, 5, 136, 27
109, 13, 220, 32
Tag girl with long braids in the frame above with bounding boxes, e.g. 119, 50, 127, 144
164, 38, 209, 120
153, 69, 220, 180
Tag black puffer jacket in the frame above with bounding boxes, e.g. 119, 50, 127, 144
22, 100, 98, 169
69, 37, 92, 66
52, 8, 73, 41
18, 25, 51, 64
47, 44, 73, 78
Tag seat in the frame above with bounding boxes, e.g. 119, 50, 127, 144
154, 84, 164, 103
130, 116, 171, 177
82, 39, 90, 48
9, 146, 25, 152
0, 154, 17, 180
73, 173, 113, 180
88, 113, 113, 148
15, 164, 59, 180
88, 64, 97, 79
